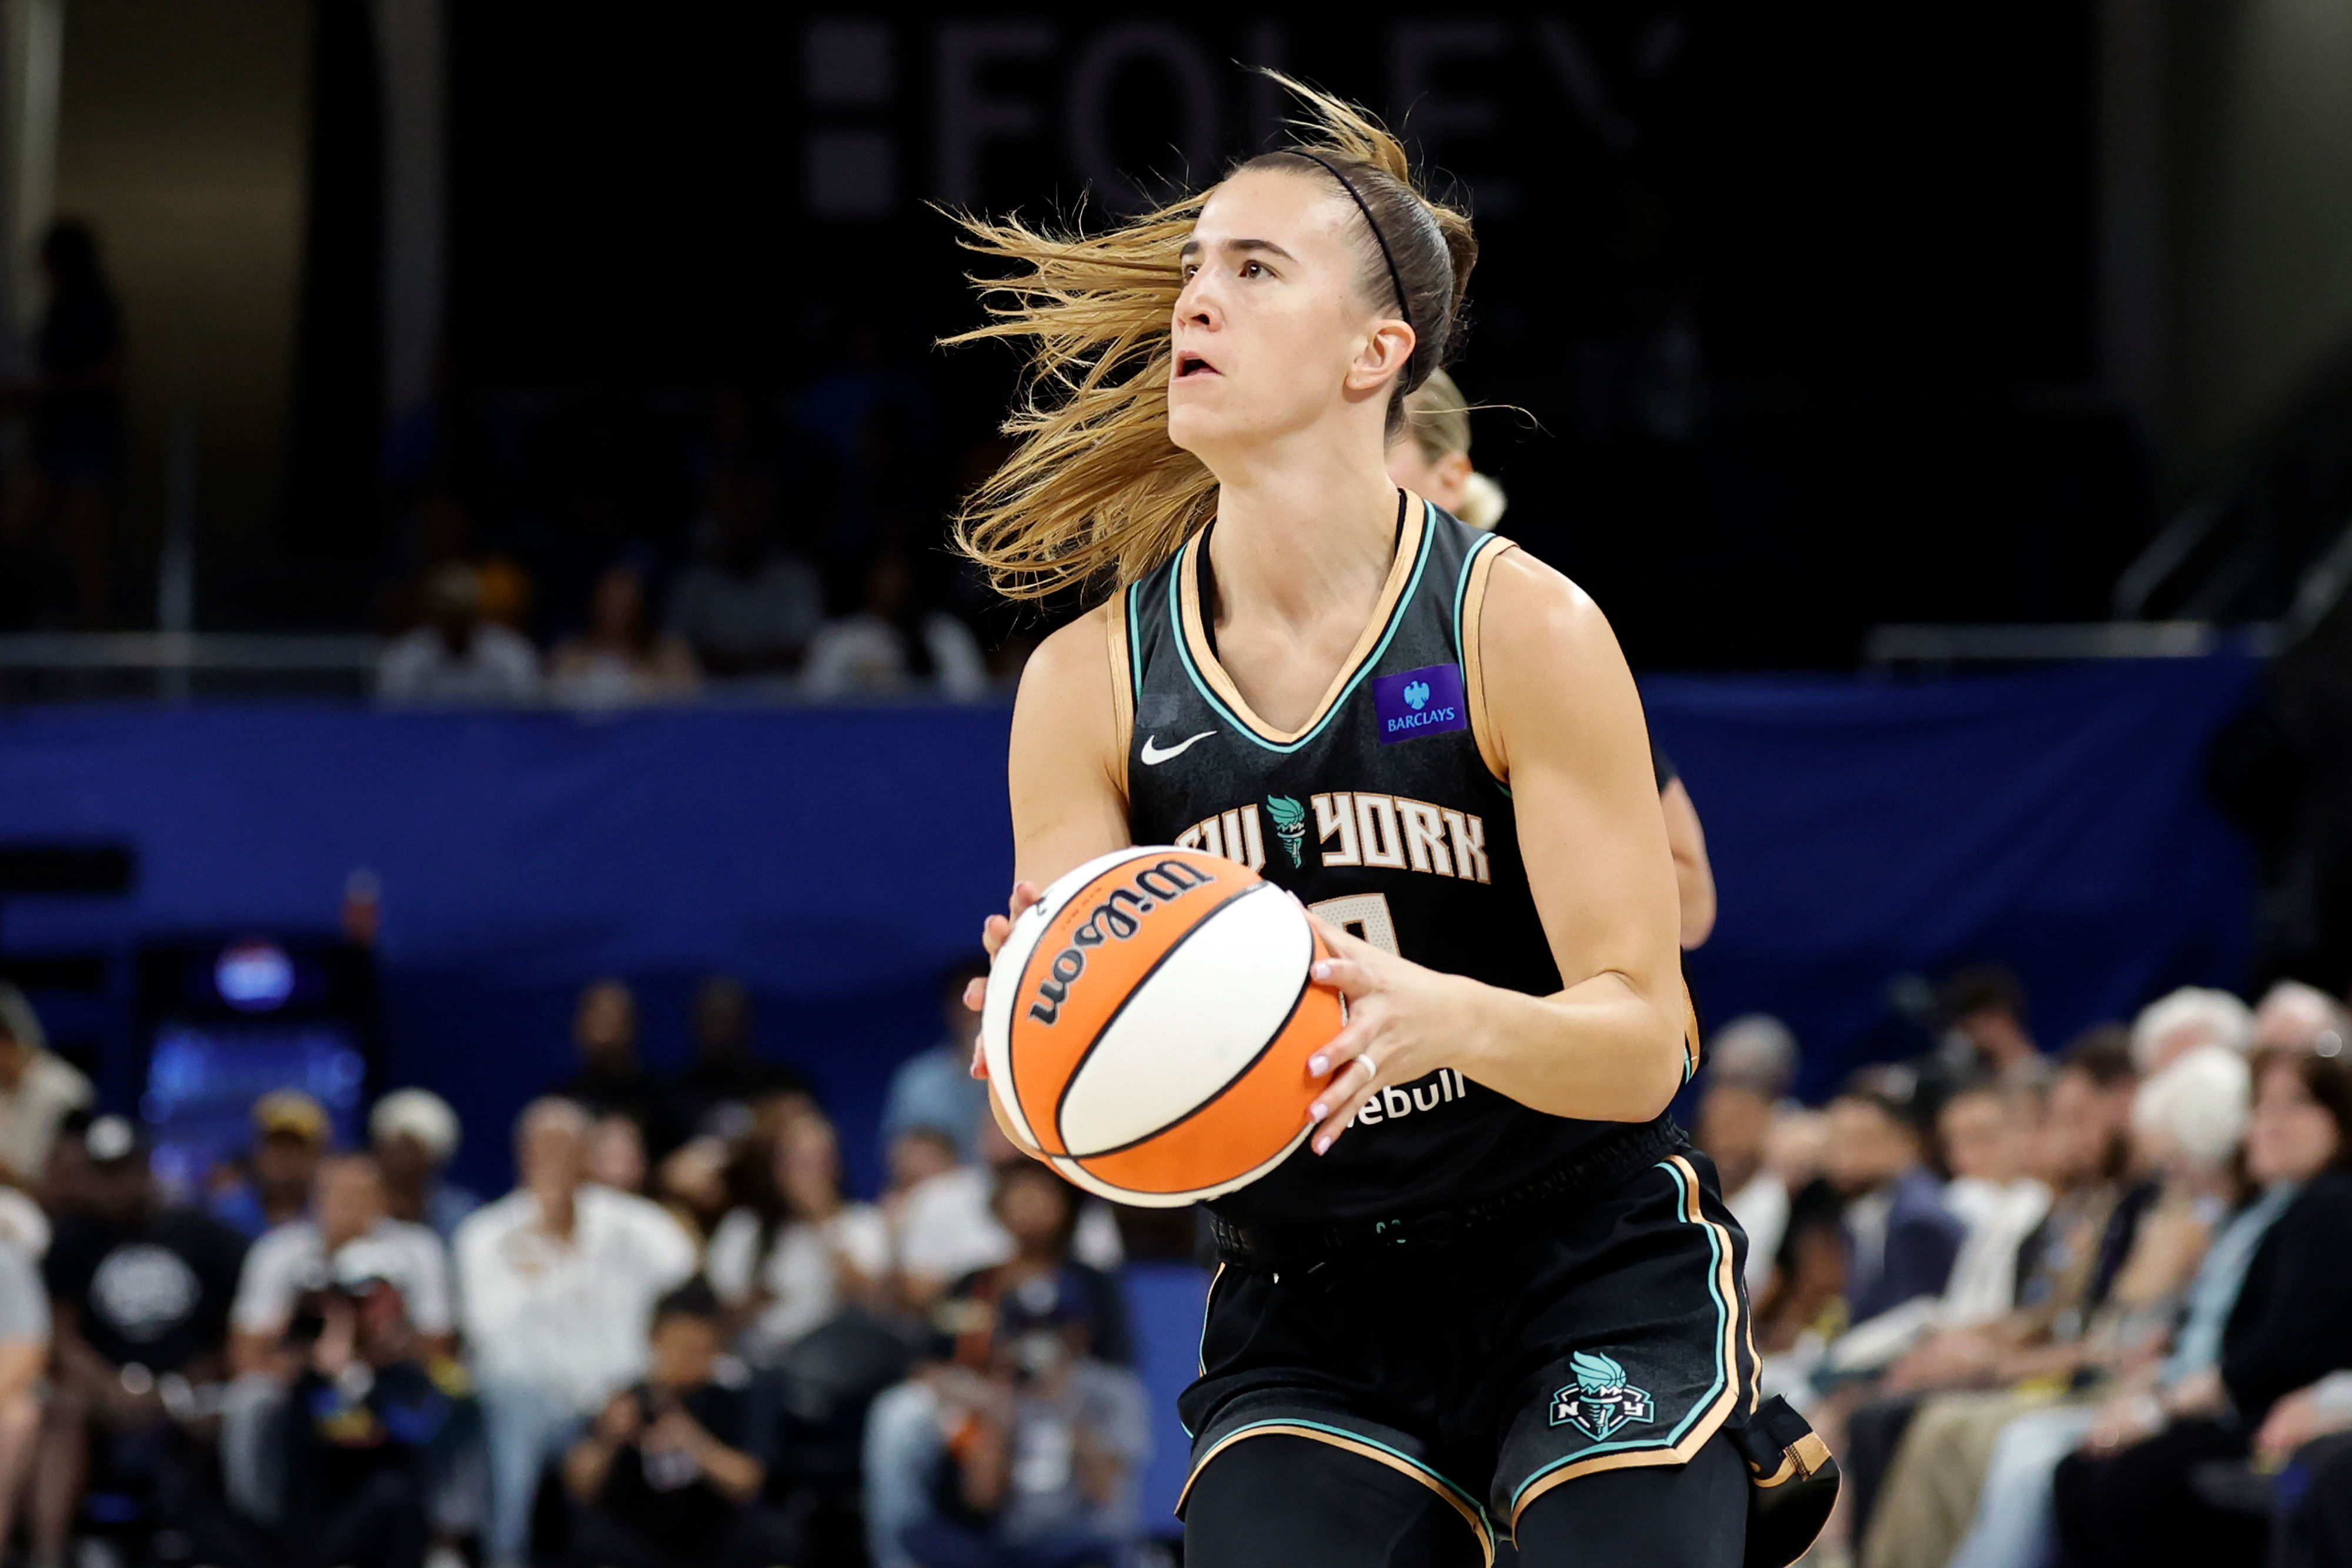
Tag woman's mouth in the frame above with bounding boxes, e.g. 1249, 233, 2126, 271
1175, 352, 1219, 380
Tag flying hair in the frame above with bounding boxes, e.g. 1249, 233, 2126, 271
944, 73, 1478, 603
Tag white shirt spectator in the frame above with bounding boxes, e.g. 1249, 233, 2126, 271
232, 1216, 453, 1338
0, 1241, 48, 1348
454, 1184, 697, 1412
1938, 1176, 2052, 1328
377, 623, 542, 704
706, 1203, 890, 1357
0, 1049, 91, 1183
802, 613, 990, 700
893, 1166, 1124, 1288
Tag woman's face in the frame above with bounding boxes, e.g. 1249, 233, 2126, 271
2245, 1061, 2341, 1186
1168, 168, 1408, 464
775, 1118, 841, 1212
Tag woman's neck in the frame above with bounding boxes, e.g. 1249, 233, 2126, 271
1204, 434, 1399, 634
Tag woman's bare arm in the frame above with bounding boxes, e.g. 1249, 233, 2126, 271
1304, 551, 1688, 1146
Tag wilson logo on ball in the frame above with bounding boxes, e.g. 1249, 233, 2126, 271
1027, 857, 1218, 1025
983, 846, 1345, 1207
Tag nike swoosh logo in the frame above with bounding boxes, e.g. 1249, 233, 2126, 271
1139, 730, 1217, 765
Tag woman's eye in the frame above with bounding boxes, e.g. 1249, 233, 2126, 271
1241, 260, 1264, 278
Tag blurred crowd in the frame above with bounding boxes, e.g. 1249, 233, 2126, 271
7, 942, 2352, 1568
1696, 969, 2352, 1568
0, 966, 1160, 1568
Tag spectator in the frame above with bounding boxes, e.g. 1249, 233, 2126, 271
588, 1114, 650, 1196
34, 1116, 251, 1567
561, 1281, 797, 1568
1936, 965, 2042, 1085
883, 1127, 961, 1226
866, 1162, 1142, 1568
1897, 1040, 2253, 1568
378, 561, 542, 704
1821, 1071, 1965, 1330
1382, 367, 1507, 530
556, 979, 683, 1158
455, 1098, 697, 1568
2052, 1048, 2352, 1568
228, 1155, 453, 1377
0, 981, 92, 1189
2129, 985, 2255, 1075
706, 1111, 887, 1362
802, 551, 990, 700
1694, 1071, 1786, 1291
547, 560, 700, 708
0, 1220, 49, 1556
894, 1118, 1124, 1312
880, 959, 993, 1164
667, 975, 814, 1142
1931, 1079, 2053, 1329
2251, 977, 2351, 1055
1855, 1030, 2149, 1568
275, 1265, 467, 1568
370, 1089, 481, 1243
212, 1089, 333, 1239
1708, 1013, 1801, 1101
662, 467, 824, 677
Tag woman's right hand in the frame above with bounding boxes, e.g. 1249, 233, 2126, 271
962, 881, 1043, 1081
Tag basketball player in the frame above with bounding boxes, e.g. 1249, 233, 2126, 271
951, 80, 1832, 1568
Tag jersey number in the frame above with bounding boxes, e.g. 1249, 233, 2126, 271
1307, 893, 1400, 957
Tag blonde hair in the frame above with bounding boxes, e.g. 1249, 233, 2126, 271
946, 76, 1476, 602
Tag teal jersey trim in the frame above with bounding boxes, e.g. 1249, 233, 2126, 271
1209, 1416, 1493, 1533
1125, 579, 1146, 706
1169, 501, 1439, 755
1505, 1159, 1732, 1513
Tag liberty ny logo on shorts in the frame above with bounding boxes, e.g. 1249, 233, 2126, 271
1546, 1350, 1655, 1443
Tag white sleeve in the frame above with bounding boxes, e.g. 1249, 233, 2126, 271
926, 616, 991, 700
633, 1199, 699, 1292
402, 1228, 455, 1338
705, 1211, 759, 1305
453, 1211, 523, 1345
229, 1231, 299, 1336
832, 1205, 891, 1278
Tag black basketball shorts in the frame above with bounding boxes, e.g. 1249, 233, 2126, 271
1177, 1150, 1762, 1563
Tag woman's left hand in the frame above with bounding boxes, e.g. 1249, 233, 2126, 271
1302, 920, 1482, 1155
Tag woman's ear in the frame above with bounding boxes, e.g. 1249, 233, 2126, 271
1347, 319, 1416, 393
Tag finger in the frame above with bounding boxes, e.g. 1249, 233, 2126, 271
968, 1039, 990, 1081
1307, 1054, 1378, 1132
1307, 917, 1385, 964
1008, 881, 1042, 918
1308, 955, 1377, 998
963, 977, 987, 1015
1311, 1075, 1382, 1155
981, 912, 1013, 958
1305, 1021, 1372, 1081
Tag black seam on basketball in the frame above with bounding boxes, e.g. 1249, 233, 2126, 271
1048, 877, 1281, 1156
1067, 939, 1318, 1164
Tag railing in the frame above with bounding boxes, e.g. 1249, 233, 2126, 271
1862, 621, 2280, 668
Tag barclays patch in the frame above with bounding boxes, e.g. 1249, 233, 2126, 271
1372, 663, 1468, 745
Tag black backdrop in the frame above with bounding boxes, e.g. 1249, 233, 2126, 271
372, 1, 2139, 667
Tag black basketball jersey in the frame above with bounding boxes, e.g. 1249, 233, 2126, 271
1114, 493, 1671, 1225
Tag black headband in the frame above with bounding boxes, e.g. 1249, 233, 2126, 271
1290, 151, 1418, 386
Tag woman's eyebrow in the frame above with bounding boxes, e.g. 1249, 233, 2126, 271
1177, 237, 1299, 264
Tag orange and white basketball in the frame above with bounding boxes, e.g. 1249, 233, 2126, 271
981, 846, 1344, 1207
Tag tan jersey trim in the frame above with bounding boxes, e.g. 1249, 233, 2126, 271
1460, 536, 1511, 784
1507, 1154, 1749, 1534
1179, 1421, 1495, 1567
1175, 491, 1429, 747
1105, 593, 1135, 805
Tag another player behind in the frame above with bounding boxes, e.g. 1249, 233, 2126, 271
948, 75, 1833, 1568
